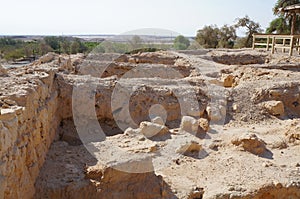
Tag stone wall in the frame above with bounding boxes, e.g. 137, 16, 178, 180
0, 69, 60, 199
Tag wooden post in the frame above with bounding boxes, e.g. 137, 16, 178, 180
289, 36, 294, 56
298, 38, 300, 54
272, 36, 275, 54
291, 12, 296, 35
283, 38, 286, 53
267, 36, 270, 51
252, 34, 256, 49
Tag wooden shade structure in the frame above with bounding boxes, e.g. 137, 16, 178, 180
279, 4, 300, 34
252, 4, 300, 56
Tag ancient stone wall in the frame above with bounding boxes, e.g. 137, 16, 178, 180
0, 69, 60, 198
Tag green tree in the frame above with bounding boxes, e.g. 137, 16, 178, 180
0, 37, 17, 46
196, 25, 237, 49
235, 15, 262, 47
39, 42, 52, 55
70, 41, 80, 54
174, 35, 190, 50
3, 48, 24, 61
44, 36, 61, 51
218, 25, 237, 48
84, 42, 99, 52
70, 38, 88, 54
60, 39, 71, 54
266, 16, 290, 34
196, 25, 220, 48
269, 0, 300, 34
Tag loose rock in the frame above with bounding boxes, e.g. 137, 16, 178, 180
139, 121, 169, 138
151, 116, 165, 126
0, 65, 8, 77
180, 116, 199, 133
264, 100, 285, 116
198, 118, 209, 132
176, 141, 203, 156
222, 74, 235, 88
232, 133, 267, 156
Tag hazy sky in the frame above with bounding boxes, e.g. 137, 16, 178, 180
0, 0, 276, 36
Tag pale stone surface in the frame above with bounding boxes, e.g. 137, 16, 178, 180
176, 141, 202, 155
139, 121, 169, 138
231, 133, 267, 156
151, 116, 165, 125
59, 56, 72, 71
180, 116, 198, 133
38, 52, 56, 64
0, 66, 60, 199
0, 65, 8, 77
264, 100, 285, 116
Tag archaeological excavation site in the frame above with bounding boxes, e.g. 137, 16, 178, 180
1, 49, 300, 199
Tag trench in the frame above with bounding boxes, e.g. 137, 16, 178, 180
31, 52, 209, 199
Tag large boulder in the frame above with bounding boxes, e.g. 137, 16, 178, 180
206, 106, 226, 123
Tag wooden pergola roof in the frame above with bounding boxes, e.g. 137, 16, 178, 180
279, 4, 300, 13
279, 4, 300, 34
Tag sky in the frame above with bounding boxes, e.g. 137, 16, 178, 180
0, 0, 276, 36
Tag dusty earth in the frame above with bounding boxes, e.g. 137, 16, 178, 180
0, 49, 300, 199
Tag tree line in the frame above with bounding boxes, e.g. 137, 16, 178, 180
192, 15, 262, 49
0, 36, 99, 61
192, 0, 300, 49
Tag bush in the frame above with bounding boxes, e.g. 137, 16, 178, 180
4, 49, 25, 60
174, 35, 190, 50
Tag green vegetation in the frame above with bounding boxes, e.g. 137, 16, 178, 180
196, 25, 220, 48
173, 35, 190, 50
94, 36, 173, 54
0, 38, 38, 60
0, 35, 175, 61
267, 0, 300, 34
0, 36, 98, 61
196, 24, 237, 48
43, 36, 88, 54
266, 16, 290, 34
126, 48, 160, 55
234, 16, 263, 47
195, 1, 300, 49
218, 25, 237, 48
